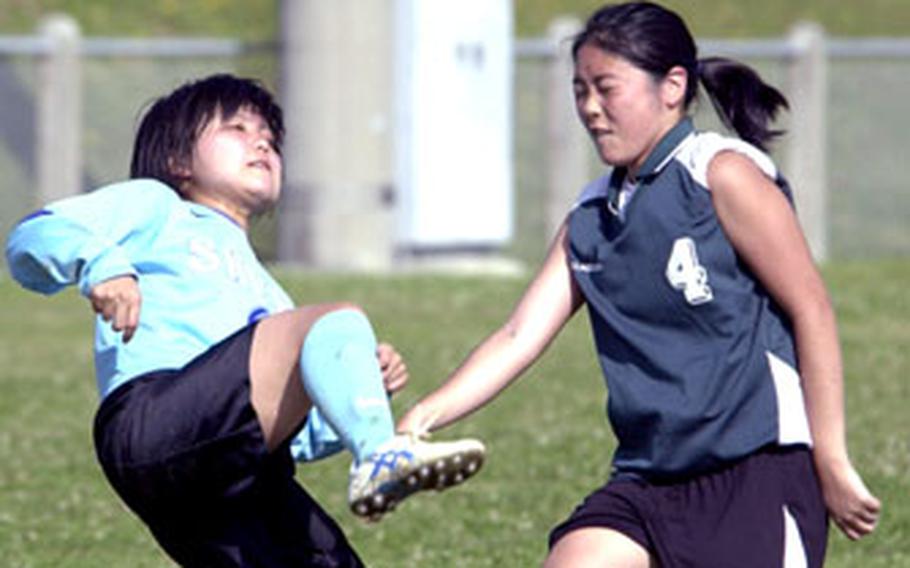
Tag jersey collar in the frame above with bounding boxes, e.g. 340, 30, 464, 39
605, 118, 695, 218
635, 117, 695, 182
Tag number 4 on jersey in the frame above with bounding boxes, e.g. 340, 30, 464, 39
666, 237, 713, 305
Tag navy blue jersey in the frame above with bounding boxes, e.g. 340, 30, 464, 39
568, 118, 812, 480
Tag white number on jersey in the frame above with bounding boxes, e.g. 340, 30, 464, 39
665, 237, 713, 305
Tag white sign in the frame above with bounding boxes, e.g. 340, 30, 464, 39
395, 0, 514, 250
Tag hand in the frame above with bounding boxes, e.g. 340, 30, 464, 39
816, 457, 881, 540
377, 342, 408, 396
397, 402, 440, 437
88, 275, 141, 343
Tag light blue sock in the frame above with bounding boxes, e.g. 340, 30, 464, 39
299, 309, 395, 464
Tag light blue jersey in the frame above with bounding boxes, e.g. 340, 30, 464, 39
6, 178, 341, 461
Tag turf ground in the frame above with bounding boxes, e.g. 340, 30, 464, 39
0, 260, 908, 566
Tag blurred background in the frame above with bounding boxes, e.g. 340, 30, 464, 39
1, 0, 908, 272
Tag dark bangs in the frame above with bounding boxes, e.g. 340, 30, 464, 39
129, 74, 284, 191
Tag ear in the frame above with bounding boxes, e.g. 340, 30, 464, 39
661, 65, 688, 110
167, 156, 193, 194
168, 155, 194, 181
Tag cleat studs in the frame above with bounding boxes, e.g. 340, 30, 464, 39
407, 475, 419, 487
466, 461, 478, 474
454, 472, 465, 484
419, 466, 431, 478
435, 460, 446, 471
372, 494, 385, 508
356, 503, 368, 516
453, 454, 463, 465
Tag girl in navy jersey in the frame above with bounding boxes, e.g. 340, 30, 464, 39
6, 74, 484, 567
398, 3, 880, 566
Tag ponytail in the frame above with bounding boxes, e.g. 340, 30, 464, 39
573, 3, 789, 151
696, 57, 789, 151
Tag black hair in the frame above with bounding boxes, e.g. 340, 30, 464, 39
129, 73, 284, 191
571, 2, 788, 151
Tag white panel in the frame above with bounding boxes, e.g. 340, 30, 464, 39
767, 351, 813, 446
783, 505, 809, 568
395, 0, 513, 248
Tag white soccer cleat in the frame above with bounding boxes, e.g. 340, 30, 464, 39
348, 433, 485, 520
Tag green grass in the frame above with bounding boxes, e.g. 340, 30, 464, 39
1, 260, 908, 566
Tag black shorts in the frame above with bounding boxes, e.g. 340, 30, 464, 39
94, 324, 363, 567
549, 445, 828, 568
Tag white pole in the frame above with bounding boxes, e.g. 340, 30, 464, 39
37, 14, 82, 205
278, 0, 395, 269
786, 22, 828, 262
545, 17, 588, 241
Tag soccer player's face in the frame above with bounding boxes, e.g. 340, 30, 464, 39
186, 106, 282, 226
573, 43, 679, 177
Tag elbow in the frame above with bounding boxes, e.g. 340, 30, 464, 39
788, 288, 837, 335
6, 253, 64, 295
5, 216, 64, 295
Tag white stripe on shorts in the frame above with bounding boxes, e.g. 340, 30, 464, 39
783, 505, 808, 568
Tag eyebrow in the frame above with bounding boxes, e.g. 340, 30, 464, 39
223, 111, 272, 130
573, 72, 618, 84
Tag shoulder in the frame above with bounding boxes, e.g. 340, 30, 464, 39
40, 178, 187, 232
99, 178, 181, 202
47, 178, 181, 210
96, 178, 185, 217
572, 172, 612, 208
673, 131, 778, 190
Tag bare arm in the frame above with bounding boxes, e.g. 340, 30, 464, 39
709, 151, 880, 540
397, 224, 585, 434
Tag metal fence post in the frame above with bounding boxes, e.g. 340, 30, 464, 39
277, 0, 395, 269
37, 14, 82, 205
786, 22, 828, 262
545, 17, 588, 241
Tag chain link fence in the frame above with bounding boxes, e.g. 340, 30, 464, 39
1, 21, 907, 267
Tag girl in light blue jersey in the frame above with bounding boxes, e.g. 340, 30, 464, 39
398, 3, 880, 567
6, 74, 484, 567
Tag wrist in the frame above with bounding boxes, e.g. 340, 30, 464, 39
812, 444, 851, 472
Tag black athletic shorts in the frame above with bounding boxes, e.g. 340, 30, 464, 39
94, 324, 363, 567
549, 445, 828, 568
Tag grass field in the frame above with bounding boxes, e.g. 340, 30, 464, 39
0, 260, 908, 567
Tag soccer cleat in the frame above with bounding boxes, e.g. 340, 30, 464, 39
348, 433, 485, 520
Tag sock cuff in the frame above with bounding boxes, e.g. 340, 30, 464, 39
301, 308, 377, 360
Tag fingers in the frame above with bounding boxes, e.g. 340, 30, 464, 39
836, 513, 877, 540
823, 466, 882, 540
89, 276, 142, 343
397, 403, 440, 437
837, 493, 881, 540
118, 298, 141, 343
377, 342, 409, 394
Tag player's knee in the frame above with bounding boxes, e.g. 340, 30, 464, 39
323, 301, 365, 318
301, 306, 376, 360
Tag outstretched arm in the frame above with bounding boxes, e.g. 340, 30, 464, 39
5, 180, 177, 341
397, 224, 585, 435
709, 151, 881, 540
